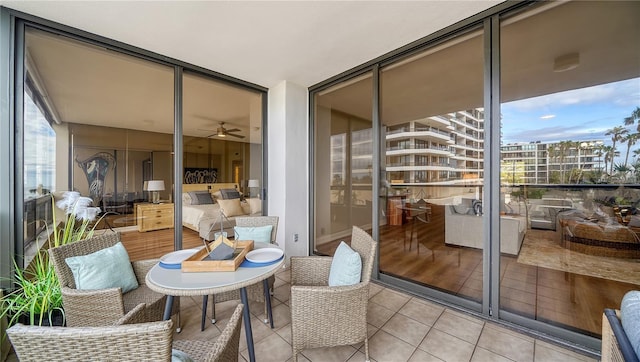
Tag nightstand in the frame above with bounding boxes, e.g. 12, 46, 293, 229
136, 203, 174, 232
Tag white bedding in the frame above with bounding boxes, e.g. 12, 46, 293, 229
182, 202, 253, 231
182, 203, 222, 227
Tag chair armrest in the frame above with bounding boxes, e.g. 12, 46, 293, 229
132, 259, 160, 286
290, 256, 333, 286
602, 309, 640, 362
114, 303, 148, 325
61, 286, 126, 327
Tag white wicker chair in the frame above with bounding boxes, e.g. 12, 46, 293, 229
202, 216, 279, 330
290, 226, 378, 361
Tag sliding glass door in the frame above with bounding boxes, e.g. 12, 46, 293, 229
22, 26, 175, 260
499, 0, 640, 337
310, 0, 640, 349
19, 23, 267, 264
379, 28, 485, 303
313, 73, 373, 255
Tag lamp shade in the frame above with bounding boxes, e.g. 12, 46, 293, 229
143, 181, 149, 191
146, 180, 165, 192
247, 179, 259, 188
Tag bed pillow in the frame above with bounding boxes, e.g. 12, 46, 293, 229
182, 193, 192, 205
246, 198, 262, 214
328, 241, 362, 287
234, 225, 273, 243
64, 242, 139, 293
220, 188, 241, 200
212, 190, 223, 200
188, 191, 214, 205
217, 198, 246, 217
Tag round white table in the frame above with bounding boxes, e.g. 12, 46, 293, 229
146, 242, 285, 362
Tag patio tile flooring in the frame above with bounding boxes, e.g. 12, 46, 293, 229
172, 266, 598, 362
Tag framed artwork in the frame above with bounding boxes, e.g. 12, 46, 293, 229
184, 168, 218, 184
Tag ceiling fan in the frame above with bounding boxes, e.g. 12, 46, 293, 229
207, 122, 245, 139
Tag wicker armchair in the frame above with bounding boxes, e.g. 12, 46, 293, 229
290, 226, 378, 362
7, 303, 244, 362
203, 216, 279, 329
48, 232, 179, 328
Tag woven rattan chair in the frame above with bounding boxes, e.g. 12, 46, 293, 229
290, 226, 378, 362
203, 216, 279, 330
48, 231, 179, 328
7, 303, 244, 362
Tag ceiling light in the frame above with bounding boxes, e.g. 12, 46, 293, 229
553, 52, 580, 72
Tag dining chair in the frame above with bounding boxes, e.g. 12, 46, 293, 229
202, 216, 279, 330
48, 231, 180, 329
7, 303, 244, 362
290, 225, 378, 362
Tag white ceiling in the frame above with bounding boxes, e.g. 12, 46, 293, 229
0, 1, 503, 89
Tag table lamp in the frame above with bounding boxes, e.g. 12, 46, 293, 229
146, 180, 165, 204
247, 179, 259, 198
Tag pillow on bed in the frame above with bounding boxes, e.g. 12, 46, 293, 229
182, 193, 193, 205
246, 198, 262, 214
188, 191, 214, 205
220, 188, 241, 200
217, 198, 246, 217
212, 190, 222, 200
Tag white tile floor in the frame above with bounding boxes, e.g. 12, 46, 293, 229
173, 266, 599, 362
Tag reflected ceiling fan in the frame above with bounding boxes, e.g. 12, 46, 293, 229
206, 122, 245, 139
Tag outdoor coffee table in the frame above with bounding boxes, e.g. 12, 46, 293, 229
146, 242, 285, 362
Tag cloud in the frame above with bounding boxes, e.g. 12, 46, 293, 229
504, 78, 640, 112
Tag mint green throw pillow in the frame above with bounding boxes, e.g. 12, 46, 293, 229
234, 225, 273, 243
64, 241, 139, 293
328, 241, 362, 287
171, 349, 194, 362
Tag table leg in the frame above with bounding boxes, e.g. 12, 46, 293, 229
201, 296, 208, 331
240, 287, 255, 362
163, 295, 174, 321
263, 279, 274, 328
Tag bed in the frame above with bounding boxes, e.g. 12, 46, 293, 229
181, 183, 262, 240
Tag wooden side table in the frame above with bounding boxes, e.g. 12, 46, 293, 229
136, 203, 174, 232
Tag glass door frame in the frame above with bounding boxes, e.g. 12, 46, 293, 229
309, 1, 602, 353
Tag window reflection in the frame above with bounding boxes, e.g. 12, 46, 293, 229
500, 1, 640, 336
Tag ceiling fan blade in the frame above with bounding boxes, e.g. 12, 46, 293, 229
226, 133, 245, 139
225, 128, 241, 133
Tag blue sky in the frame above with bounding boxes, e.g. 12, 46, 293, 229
501, 78, 640, 146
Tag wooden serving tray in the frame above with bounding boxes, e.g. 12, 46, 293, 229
182, 240, 254, 272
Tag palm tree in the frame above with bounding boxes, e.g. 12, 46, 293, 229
601, 145, 613, 176
603, 145, 620, 177
623, 106, 640, 132
604, 126, 628, 174
623, 132, 639, 166
614, 163, 632, 183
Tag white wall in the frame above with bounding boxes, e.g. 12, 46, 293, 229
268, 81, 308, 259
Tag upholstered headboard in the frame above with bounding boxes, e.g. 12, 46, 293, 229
182, 183, 240, 196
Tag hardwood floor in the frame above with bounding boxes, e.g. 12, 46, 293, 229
120, 227, 203, 261
120, 207, 637, 337
315, 204, 638, 337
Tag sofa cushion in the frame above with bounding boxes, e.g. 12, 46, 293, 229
621, 290, 640, 359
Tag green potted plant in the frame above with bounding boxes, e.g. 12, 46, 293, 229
1, 191, 103, 326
